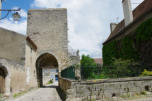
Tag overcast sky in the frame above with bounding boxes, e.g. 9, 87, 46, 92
0, 0, 144, 58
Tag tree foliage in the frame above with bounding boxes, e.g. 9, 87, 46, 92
80, 55, 96, 79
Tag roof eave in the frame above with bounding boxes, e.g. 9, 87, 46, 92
103, 8, 152, 45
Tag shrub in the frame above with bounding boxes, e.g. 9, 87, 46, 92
81, 55, 97, 79
47, 79, 53, 84
102, 58, 141, 78
141, 69, 152, 76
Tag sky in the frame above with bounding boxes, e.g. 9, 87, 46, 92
0, 0, 144, 58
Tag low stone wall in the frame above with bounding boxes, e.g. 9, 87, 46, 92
59, 78, 73, 91
59, 76, 152, 101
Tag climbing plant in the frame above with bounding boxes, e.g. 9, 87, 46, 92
102, 40, 119, 65
119, 36, 139, 60
136, 17, 152, 43
102, 17, 152, 77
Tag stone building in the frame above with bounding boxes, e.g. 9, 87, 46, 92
0, 8, 80, 96
25, 8, 80, 87
0, 28, 26, 95
103, 0, 152, 66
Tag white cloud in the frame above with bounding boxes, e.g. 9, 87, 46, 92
19, 9, 28, 18
0, 7, 27, 35
0, 19, 27, 35
31, 0, 144, 58
31, 0, 116, 58
0, 0, 144, 58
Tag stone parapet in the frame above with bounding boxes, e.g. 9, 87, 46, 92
59, 76, 152, 101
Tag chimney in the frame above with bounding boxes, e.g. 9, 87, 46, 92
110, 23, 117, 32
122, 0, 133, 26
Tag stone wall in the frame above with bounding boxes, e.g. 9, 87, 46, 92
10, 67, 26, 93
59, 76, 152, 101
27, 8, 69, 71
0, 58, 26, 95
25, 42, 37, 87
0, 27, 26, 64
26, 8, 77, 87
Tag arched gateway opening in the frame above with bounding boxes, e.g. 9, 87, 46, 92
0, 67, 8, 94
36, 53, 58, 87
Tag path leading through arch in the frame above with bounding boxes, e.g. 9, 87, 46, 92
36, 53, 59, 87
9, 83, 61, 101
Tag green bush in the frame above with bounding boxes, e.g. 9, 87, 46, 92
102, 58, 141, 78
88, 73, 108, 80
81, 55, 97, 79
141, 69, 152, 76
47, 79, 53, 84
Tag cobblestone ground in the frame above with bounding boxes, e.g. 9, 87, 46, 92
8, 82, 61, 101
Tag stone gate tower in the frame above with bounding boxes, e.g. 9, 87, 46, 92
25, 8, 72, 87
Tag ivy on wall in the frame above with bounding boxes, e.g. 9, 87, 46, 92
136, 17, 152, 42
102, 40, 119, 65
103, 17, 152, 67
103, 36, 139, 66
119, 36, 139, 60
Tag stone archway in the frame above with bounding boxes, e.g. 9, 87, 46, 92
0, 66, 8, 94
36, 53, 59, 87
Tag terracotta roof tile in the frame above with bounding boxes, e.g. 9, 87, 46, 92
93, 58, 103, 65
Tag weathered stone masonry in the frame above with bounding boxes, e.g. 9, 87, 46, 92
0, 28, 26, 96
25, 8, 80, 87
60, 76, 152, 101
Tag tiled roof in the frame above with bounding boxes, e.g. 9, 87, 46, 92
104, 0, 152, 44
93, 58, 103, 65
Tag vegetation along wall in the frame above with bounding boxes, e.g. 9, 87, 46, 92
102, 17, 152, 77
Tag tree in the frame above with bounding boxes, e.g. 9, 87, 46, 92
80, 55, 96, 79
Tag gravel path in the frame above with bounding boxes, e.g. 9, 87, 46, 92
13, 86, 61, 101
8, 82, 62, 101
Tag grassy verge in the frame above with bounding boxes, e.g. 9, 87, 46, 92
13, 87, 36, 98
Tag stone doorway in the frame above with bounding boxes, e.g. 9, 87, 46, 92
36, 53, 59, 87
0, 67, 7, 94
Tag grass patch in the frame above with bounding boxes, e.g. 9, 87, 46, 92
13, 87, 36, 98
13, 91, 26, 98
47, 79, 53, 84
140, 91, 147, 95
120, 93, 131, 99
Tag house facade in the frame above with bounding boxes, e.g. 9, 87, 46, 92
103, 0, 152, 67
